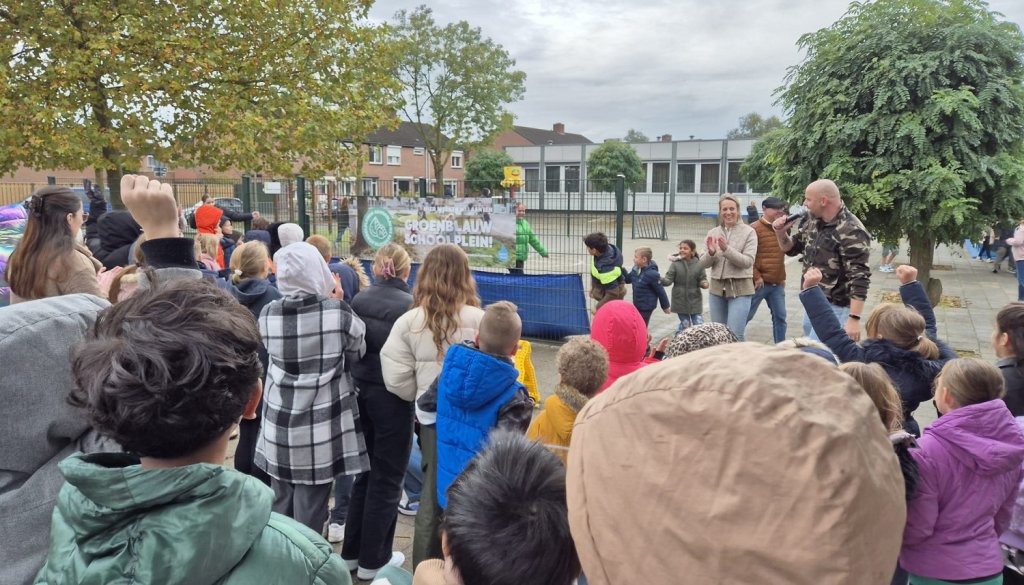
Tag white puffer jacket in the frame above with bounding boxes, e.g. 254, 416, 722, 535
380, 304, 485, 424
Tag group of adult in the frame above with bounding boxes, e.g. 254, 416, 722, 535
702, 179, 872, 342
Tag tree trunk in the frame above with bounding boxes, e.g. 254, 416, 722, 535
433, 159, 444, 197
105, 165, 123, 210
908, 233, 942, 306
350, 182, 371, 258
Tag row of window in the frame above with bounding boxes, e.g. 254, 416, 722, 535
367, 146, 462, 168
522, 161, 748, 194
330, 177, 461, 198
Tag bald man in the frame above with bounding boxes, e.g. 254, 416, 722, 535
772, 179, 871, 341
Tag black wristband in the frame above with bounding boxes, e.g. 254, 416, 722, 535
849, 314, 861, 321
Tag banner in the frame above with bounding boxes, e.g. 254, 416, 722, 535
359, 197, 515, 267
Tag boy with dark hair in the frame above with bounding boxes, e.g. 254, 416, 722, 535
35, 279, 351, 584
583, 232, 626, 310
413, 430, 581, 585
626, 246, 671, 325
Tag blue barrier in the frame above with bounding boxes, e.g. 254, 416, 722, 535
358, 260, 590, 339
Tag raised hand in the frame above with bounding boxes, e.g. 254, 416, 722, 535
706, 235, 718, 255
717, 235, 729, 252
121, 175, 179, 240
802, 267, 823, 289
895, 265, 918, 285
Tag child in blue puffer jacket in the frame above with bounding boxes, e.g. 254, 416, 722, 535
626, 247, 670, 326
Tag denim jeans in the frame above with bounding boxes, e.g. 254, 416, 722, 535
1017, 260, 1024, 301
747, 283, 788, 343
708, 294, 753, 341
330, 473, 354, 525
404, 434, 423, 502
803, 303, 851, 341
676, 313, 704, 333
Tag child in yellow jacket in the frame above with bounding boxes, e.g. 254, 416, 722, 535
527, 338, 609, 462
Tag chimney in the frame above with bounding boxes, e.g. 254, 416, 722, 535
553, 122, 565, 134
660, 134, 673, 142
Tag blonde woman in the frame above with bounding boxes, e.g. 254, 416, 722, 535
380, 243, 483, 568
700, 194, 757, 340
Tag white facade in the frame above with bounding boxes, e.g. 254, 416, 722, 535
504, 138, 763, 214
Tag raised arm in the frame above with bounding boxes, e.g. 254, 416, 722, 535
799, 268, 866, 363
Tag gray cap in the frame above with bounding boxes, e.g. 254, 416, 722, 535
761, 197, 786, 209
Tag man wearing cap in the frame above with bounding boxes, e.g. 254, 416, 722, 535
746, 197, 788, 342
772, 179, 871, 341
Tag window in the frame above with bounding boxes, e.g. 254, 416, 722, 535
414, 147, 425, 156
677, 164, 696, 193
393, 177, 412, 196
146, 155, 156, 168
339, 180, 354, 196
651, 163, 670, 194
368, 146, 383, 165
525, 168, 540, 192
444, 179, 459, 197
545, 165, 561, 193
451, 150, 463, 168
361, 178, 378, 197
387, 145, 401, 165
727, 161, 748, 194
565, 165, 580, 193
632, 164, 648, 193
699, 163, 720, 193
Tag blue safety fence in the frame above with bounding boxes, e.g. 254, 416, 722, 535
358, 260, 590, 339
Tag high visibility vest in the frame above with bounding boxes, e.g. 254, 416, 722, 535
590, 257, 622, 285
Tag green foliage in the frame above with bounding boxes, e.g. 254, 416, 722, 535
623, 129, 649, 143
0, 0, 401, 206
726, 112, 783, 139
392, 6, 526, 189
587, 141, 644, 191
464, 149, 514, 192
744, 0, 1024, 259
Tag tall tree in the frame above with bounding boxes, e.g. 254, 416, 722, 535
726, 112, 783, 139
391, 6, 526, 193
623, 128, 649, 143
742, 0, 1024, 290
586, 141, 644, 192
464, 149, 514, 193
0, 0, 400, 207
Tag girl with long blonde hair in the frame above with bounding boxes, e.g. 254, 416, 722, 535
380, 243, 484, 568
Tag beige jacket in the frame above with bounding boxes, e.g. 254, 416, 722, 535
380, 304, 485, 424
699, 224, 757, 297
10, 244, 103, 304
567, 343, 906, 585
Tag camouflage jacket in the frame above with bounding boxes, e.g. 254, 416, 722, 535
787, 205, 871, 307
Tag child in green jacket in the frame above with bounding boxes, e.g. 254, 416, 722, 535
511, 203, 548, 274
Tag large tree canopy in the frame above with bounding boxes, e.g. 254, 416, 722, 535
586, 141, 644, 192
623, 129, 649, 143
391, 6, 526, 192
743, 0, 1024, 285
0, 0, 400, 206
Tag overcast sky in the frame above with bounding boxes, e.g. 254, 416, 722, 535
368, 0, 1024, 142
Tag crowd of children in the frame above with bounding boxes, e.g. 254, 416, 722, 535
9, 178, 1024, 585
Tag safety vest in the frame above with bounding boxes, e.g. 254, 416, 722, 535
590, 258, 622, 285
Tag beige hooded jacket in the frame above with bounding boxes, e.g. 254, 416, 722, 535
567, 343, 906, 585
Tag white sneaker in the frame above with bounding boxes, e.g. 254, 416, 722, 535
327, 522, 345, 544
357, 551, 406, 580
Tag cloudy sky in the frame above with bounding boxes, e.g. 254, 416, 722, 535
368, 0, 1024, 142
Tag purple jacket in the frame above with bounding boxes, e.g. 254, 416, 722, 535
901, 400, 1024, 579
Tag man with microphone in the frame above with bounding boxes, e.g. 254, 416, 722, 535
772, 179, 871, 341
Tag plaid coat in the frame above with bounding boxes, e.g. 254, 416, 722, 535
255, 293, 369, 484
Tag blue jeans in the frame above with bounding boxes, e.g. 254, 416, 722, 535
676, 313, 704, 333
803, 304, 850, 341
330, 473, 355, 524
708, 294, 753, 341
404, 434, 423, 502
1017, 260, 1024, 301
747, 283, 788, 343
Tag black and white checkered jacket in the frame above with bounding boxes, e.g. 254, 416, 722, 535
255, 293, 369, 484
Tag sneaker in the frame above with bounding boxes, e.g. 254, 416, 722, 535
398, 500, 419, 516
357, 552, 406, 581
327, 522, 345, 544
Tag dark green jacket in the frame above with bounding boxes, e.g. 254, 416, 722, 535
35, 453, 351, 585
515, 218, 547, 262
661, 257, 708, 315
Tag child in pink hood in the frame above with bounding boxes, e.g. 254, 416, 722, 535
590, 300, 659, 393
901, 358, 1024, 585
